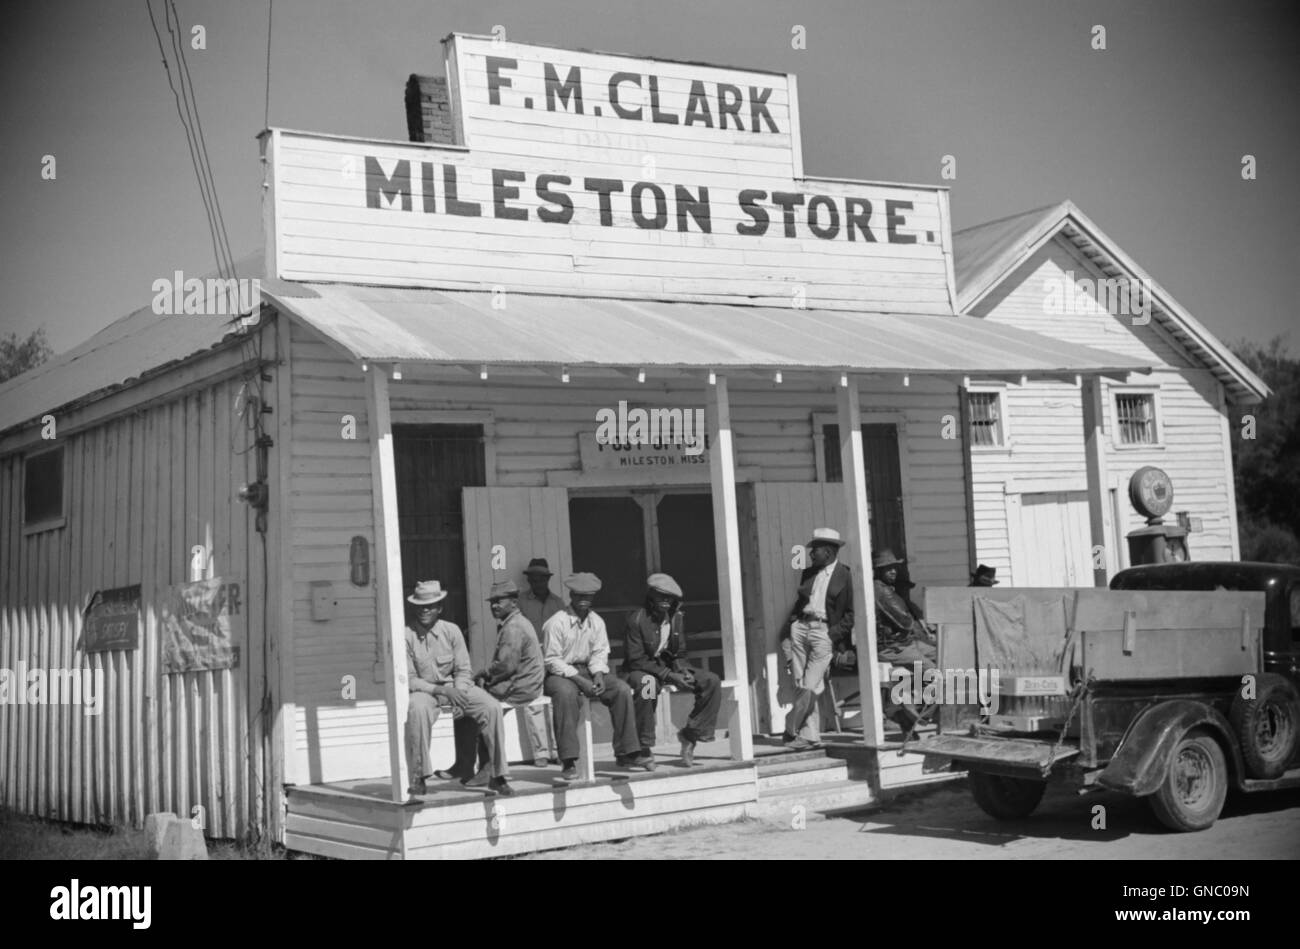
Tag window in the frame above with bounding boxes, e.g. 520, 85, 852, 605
1115, 392, 1157, 445
966, 390, 1005, 447
23, 445, 66, 530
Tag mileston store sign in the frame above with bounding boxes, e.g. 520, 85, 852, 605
268, 34, 954, 312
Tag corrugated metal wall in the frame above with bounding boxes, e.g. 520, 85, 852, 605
0, 354, 276, 839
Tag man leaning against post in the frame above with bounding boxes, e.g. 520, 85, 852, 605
404, 580, 514, 797
780, 528, 854, 749
542, 572, 645, 780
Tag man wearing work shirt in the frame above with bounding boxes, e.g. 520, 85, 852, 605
542, 572, 644, 780
404, 580, 513, 797
780, 528, 854, 749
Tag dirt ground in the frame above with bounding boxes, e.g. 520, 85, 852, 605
518, 779, 1300, 860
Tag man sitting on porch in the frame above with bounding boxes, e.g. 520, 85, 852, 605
874, 551, 938, 732
781, 528, 854, 749
438, 580, 548, 777
542, 573, 646, 780
404, 580, 513, 797
623, 573, 723, 768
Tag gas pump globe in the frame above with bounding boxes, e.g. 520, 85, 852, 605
1126, 466, 1189, 565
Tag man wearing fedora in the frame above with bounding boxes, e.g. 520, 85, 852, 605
404, 580, 513, 796
874, 551, 938, 731
519, 557, 565, 640
781, 528, 854, 749
543, 572, 644, 779
623, 573, 723, 768
970, 564, 1000, 587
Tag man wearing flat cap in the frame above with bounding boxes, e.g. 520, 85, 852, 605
780, 528, 855, 749
543, 572, 644, 779
404, 580, 513, 796
623, 573, 723, 767
874, 550, 938, 731
519, 557, 565, 641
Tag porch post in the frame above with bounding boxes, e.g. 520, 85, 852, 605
708, 374, 754, 761
365, 364, 411, 802
837, 377, 885, 745
1081, 375, 1111, 586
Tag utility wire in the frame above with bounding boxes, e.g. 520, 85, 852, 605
146, 0, 227, 283
165, 0, 236, 282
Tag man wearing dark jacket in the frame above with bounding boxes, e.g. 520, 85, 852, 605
622, 573, 722, 768
780, 528, 854, 748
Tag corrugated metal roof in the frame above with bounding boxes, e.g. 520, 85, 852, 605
265, 283, 1150, 375
953, 203, 1062, 305
0, 253, 264, 437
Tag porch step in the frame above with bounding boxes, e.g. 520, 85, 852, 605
757, 758, 850, 793
747, 778, 879, 820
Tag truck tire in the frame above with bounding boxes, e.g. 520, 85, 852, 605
969, 771, 1046, 820
1229, 673, 1299, 780
1148, 730, 1227, 832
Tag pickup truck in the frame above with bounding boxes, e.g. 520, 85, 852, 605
903, 563, 1300, 832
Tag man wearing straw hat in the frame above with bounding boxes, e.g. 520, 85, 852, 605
780, 527, 854, 749
404, 580, 513, 797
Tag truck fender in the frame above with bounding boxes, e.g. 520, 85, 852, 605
1096, 700, 1243, 796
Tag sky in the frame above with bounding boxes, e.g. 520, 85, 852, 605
2, 0, 1297, 355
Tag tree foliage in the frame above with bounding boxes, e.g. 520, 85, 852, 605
0, 327, 53, 384
1230, 336, 1300, 563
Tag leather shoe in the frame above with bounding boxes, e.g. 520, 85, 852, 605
407, 777, 428, 796
463, 766, 493, 788
533, 757, 549, 768
559, 762, 579, 780
491, 777, 515, 797
434, 768, 468, 781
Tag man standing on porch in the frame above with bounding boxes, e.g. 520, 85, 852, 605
623, 573, 723, 768
781, 528, 854, 749
404, 580, 513, 797
519, 558, 565, 636
542, 572, 646, 779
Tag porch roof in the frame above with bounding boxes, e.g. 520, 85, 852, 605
263, 282, 1151, 377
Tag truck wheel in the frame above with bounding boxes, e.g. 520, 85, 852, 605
969, 771, 1046, 820
1229, 673, 1299, 780
1148, 730, 1227, 832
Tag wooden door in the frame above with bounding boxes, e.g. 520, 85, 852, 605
1019, 491, 1092, 586
462, 487, 573, 673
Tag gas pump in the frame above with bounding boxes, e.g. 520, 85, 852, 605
1126, 465, 1189, 565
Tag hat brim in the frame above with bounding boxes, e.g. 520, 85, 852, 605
522, 568, 553, 577
807, 538, 847, 549
407, 593, 448, 605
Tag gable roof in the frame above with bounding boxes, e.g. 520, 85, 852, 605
953, 200, 1270, 405
0, 252, 264, 437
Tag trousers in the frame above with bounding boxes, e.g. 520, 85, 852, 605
786, 619, 833, 742
626, 667, 722, 750
405, 687, 509, 781
543, 666, 640, 762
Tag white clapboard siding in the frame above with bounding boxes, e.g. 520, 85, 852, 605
270, 125, 952, 313
287, 318, 389, 785
967, 236, 1238, 580
0, 346, 276, 840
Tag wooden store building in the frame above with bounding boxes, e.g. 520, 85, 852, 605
0, 34, 1268, 858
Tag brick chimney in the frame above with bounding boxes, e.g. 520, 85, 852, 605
405, 75, 456, 145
